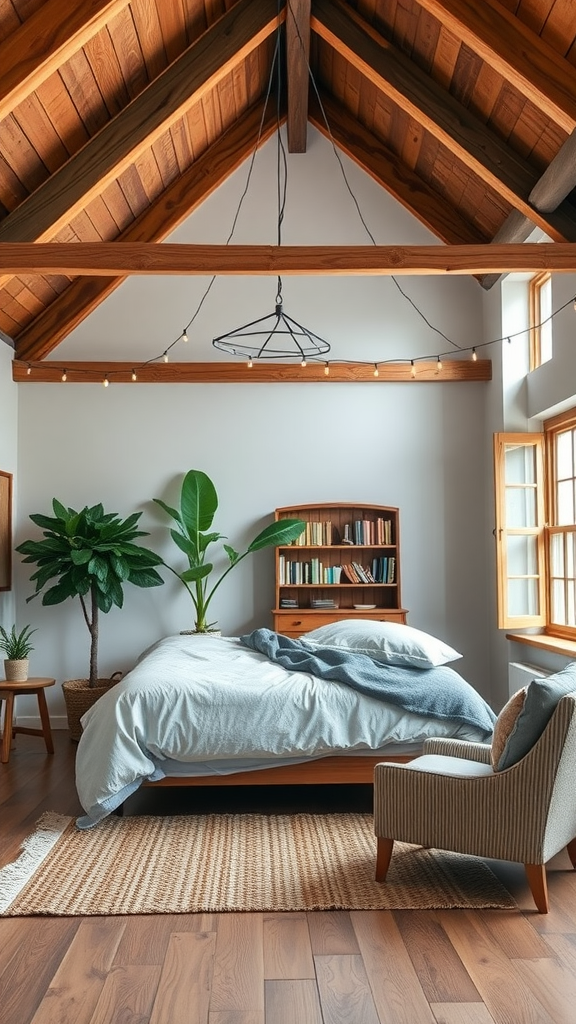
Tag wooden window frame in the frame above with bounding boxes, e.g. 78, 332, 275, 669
529, 272, 552, 370
0, 469, 12, 591
544, 407, 576, 641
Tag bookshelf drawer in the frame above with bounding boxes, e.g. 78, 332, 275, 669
273, 609, 408, 637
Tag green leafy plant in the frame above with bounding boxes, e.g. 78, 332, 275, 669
0, 623, 36, 661
154, 469, 305, 633
17, 500, 164, 687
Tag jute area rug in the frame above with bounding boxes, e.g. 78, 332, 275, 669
0, 810, 516, 916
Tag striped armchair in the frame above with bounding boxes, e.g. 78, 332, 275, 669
374, 691, 576, 912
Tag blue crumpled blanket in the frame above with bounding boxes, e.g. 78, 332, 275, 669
240, 628, 496, 738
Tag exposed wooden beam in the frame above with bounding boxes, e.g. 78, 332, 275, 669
416, 0, 576, 133
308, 90, 487, 245
12, 360, 492, 383
0, 0, 131, 122
14, 101, 281, 363
3, 242, 576, 276
286, 0, 311, 153
0, 0, 283, 248
310, 0, 576, 242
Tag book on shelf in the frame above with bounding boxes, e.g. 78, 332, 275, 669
280, 598, 299, 608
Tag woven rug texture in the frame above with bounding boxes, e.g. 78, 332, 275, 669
0, 810, 516, 916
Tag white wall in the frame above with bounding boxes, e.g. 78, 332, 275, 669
0, 339, 17, 630
13, 127, 494, 724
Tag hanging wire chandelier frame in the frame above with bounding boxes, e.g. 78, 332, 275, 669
212, 279, 331, 361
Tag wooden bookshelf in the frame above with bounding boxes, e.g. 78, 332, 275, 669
272, 503, 407, 637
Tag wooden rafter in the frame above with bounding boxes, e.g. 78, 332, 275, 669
415, 0, 576, 134
12, 360, 492, 384
0, 0, 131, 122
286, 0, 311, 153
0, 0, 283, 250
14, 101, 281, 363
3, 242, 576, 276
310, 0, 576, 242
308, 90, 487, 245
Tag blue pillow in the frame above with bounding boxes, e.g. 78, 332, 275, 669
495, 662, 576, 771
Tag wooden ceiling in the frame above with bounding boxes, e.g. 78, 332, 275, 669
1, 0, 576, 377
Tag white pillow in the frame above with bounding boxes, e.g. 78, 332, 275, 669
300, 620, 462, 669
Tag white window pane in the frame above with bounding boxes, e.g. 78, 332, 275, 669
505, 445, 535, 484
568, 532, 576, 580
506, 488, 536, 528
508, 578, 539, 617
550, 533, 564, 576
557, 480, 575, 525
540, 278, 552, 363
556, 431, 572, 480
568, 581, 576, 626
507, 535, 538, 574
551, 579, 566, 624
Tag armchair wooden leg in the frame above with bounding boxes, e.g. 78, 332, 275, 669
525, 863, 549, 913
566, 837, 576, 869
375, 837, 394, 882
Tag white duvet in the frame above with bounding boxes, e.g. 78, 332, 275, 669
75, 634, 489, 828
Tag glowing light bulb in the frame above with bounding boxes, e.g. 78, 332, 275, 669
373, 364, 379, 377
182, 329, 189, 342
103, 375, 109, 388
472, 348, 477, 361
436, 357, 443, 372
131, 370, 137, 381
247, 358, 253, 368
301, 358, 307, 367
26, 364, 32, 375
410, 360, 416, 378
163, 352, 169, 363
324, 363, 330, 376
61, 369, 67, 382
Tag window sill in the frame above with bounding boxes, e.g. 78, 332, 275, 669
506, 632, 576, 658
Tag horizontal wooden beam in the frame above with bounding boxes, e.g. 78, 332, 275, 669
12, 360, 492, 383
2, 242, 576, 275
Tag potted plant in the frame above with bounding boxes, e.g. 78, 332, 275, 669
0, 623, 37, 682
153, 469, 305, 633
16, 500, 165, 739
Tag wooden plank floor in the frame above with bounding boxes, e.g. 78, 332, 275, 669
2, 733, 576, 1024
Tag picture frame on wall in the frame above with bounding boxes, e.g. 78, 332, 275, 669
0, 469, 12, 591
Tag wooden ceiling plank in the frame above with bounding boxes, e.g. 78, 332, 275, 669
0, 0, 284, 248
13, 99, 279, 362
5, 241, 576, 276
308, 89, 486, 244
311, 0, 576, 241
286, 0, 311, 153
0, 0, 131, 122
415, 0, 576, 132
12, 359, 492, 384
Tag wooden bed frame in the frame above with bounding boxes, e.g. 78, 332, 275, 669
143, 752, 415, 788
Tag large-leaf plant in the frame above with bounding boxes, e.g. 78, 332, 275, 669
154, 469, 305, 633
17, 500, 164, 686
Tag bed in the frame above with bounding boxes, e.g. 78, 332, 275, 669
74, 625, 496, 829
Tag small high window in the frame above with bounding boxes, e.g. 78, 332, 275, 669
529, 273, 552, 369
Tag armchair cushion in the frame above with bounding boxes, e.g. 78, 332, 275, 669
491, 687, 527, 770
493, 662, 576, 771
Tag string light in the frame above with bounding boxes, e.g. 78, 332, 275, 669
26, 364, 31, 375
61, 369, 67, 382
163, 351, 169, 363
324, 362, 330, 376
410, 360, 416, 378
181, 330, 188, 342
373, 364, 379, 377
301, 358, 307, 367
436, 357, 443, 372
103, 374, 109, 387
247, 357, 253, 368
472, 348, 477, 361
131, 370, 137, 381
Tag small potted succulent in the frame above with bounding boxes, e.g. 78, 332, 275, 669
0, 623, 37, 682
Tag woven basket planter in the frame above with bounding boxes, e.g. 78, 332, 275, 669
62, 674, 122, 742
3, 658, 29, 682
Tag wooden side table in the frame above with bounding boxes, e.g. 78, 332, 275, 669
0, 677, 56, 763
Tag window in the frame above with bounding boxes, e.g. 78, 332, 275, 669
529, 272, 552, 369
494, 409, 576, 638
